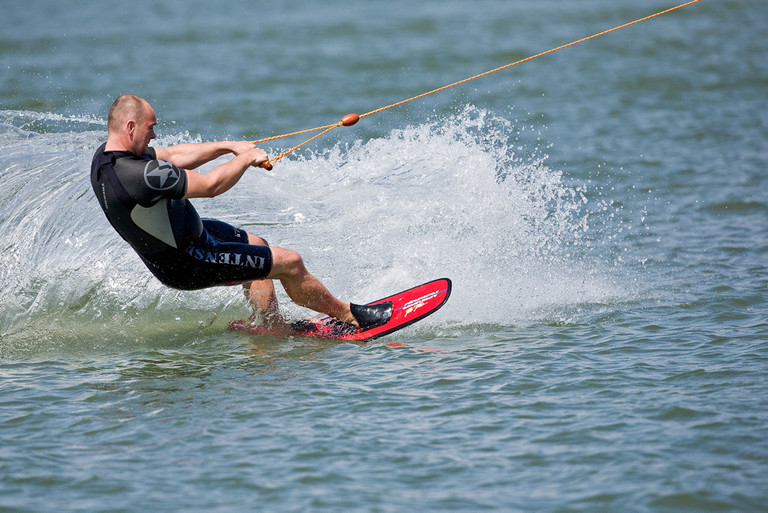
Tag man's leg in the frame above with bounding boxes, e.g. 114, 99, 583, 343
241, 233, 356, 328
242, 233, 283, 326
267, 246, 357, 326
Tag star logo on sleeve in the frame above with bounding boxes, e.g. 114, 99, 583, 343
143, 160, 181, 191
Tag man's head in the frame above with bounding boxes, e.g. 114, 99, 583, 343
106, 94, 157, 155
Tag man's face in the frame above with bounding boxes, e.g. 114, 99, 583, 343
131, 105, 157, 155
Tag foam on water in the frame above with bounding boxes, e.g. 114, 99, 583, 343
0, 106, 626, 353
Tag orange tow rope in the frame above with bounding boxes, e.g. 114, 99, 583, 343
254, 0, 701, 168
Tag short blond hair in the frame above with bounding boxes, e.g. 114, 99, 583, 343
107, 94, 148, 133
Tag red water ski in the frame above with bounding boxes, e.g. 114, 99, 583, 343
229, 278, 452, 341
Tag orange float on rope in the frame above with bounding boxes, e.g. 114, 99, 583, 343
340, 113, 360, 127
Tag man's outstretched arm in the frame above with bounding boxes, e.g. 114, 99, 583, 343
180, 145, 270, 199
155, 141, 259, 170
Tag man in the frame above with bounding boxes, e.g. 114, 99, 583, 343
90, 94, 390, 334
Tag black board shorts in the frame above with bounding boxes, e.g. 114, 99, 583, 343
138, 219, 273, 290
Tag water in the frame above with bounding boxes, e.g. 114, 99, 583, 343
1, 0, 767, 511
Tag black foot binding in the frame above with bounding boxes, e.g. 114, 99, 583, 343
350, 302, 393, 332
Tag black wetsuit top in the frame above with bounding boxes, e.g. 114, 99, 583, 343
90, 143, 272, 289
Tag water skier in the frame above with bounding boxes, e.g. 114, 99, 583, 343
90, 94, 390, 334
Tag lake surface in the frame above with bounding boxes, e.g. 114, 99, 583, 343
1, 0, 766, 511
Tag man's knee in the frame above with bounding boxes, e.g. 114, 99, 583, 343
269, 247, 307, 279
281, 249, 306, 273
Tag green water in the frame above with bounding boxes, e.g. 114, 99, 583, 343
1, 0, 767, 511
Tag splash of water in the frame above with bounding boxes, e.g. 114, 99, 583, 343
0, 106, 622, 352
233, 106, 620, 323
